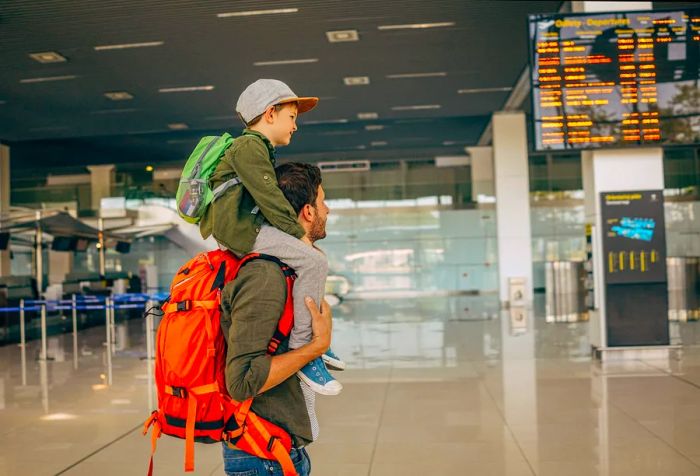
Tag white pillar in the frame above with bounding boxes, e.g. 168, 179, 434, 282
492, 112, 534, 304
87, 164, 115, 211
466, 146, 494, 203
0, 145, 10, 276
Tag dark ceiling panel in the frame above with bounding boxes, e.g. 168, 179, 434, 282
0, 0, 564, 169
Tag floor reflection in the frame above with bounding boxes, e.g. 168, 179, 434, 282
0, 295, 699, 475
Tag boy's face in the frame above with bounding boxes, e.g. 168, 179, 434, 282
268, 102, 298, 146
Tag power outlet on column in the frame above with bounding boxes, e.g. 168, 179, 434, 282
508, 277, 527, 308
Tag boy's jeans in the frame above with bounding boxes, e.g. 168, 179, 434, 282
222, 443, 311, 476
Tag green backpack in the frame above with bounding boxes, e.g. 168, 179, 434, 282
176, 133, 235, 224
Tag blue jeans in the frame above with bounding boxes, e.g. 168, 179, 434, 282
222, 443, 311, 476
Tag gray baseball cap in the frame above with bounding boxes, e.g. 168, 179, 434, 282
236, 79, 318, 123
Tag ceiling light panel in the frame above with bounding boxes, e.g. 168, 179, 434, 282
94, 41, 164, 51
20, 75, 78, 83
217, 8, 298, 18
391, 104, 441, 111
371, 141, 388, 147
458, 87, 512, 94
159, 85, 214, 93
254, 58, 318, 66
29, 51, 67, 63
104, 91, 133, 100
303, 118, 349, 125
326, 30, 359, 42
344, 76, 370, 86
386, 72, 447, 79
378, 22, 455, 31
365, 125, 384, 131
357, 112, 378, 120
91, 108, 139, 114
168, 123, 189, 130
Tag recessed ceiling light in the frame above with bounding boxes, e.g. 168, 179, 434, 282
254, 58, 318, 66
217, 8, 298, 18
168, 123, 189, 130
371, 141, 388, 147
357, 112, 378, 120
104, 91, 133, 100
29, 51, 67, 63
365, 125, 384, 131
326, 30, 359, 42
94, 41, 164, 51
303, 118, 349, 125
343, 76, 370, 86
91, 108, 139, 114
20, 75, 78, 84
386, 72, 447, 79
378, 22, 455, 31
458, 86, 512, 94
391, 104, 441, 111
159, 85, 214, 93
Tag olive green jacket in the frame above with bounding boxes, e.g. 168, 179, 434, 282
220, 259, 313, 447
199, 129, 304, 255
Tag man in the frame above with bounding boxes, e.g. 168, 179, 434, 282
220, 162, 332, 475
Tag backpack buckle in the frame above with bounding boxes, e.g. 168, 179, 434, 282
267, 436, 278, 452
171, 386, 187, 398
176, 301, 191, 312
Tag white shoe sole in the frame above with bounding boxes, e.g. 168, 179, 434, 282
322, 354, 346, 371
297, 371, 343, 396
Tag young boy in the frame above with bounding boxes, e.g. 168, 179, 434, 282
200, 79, 344, 395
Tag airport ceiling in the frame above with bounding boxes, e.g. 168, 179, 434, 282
0, 1, 684, 171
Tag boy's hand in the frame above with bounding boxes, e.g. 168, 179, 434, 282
305, 297, 332, 357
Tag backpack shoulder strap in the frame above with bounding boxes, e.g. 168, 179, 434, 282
234, 253, 296, 354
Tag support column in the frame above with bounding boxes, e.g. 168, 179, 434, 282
466, 146, 494, 203
492, 112, 533, 304
0, 144, 10, 276
574, 1, 670, 356
87, 164, 115, 211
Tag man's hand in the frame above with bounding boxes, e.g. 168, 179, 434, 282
257, 296, 333, 394
305, 297, 332, 356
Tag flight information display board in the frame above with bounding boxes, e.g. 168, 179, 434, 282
600, 190, 666, 285
529, 8, 700, 151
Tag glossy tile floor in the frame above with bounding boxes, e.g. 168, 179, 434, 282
1, 295, 700, 475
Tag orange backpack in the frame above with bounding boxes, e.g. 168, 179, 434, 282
143, 249, 298, 476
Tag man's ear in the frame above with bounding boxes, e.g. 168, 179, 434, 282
300, 203, 315, 222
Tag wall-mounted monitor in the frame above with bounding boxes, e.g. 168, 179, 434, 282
529, 7, 700, 151
115, 241, 131, 254
0, 232, 9, 250
51, 236, 76, 251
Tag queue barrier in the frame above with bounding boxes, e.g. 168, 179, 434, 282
1, 293, 168, 366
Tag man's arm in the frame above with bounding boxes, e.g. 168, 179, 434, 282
258, 297, 331, 394
221, 261, 331, 400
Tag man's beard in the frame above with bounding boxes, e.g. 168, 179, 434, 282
308, 215, 327, 243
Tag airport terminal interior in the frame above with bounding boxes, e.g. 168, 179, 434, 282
1, 1, 700, 475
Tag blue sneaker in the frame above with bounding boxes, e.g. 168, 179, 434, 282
297, 357, 343, 395
322, 348, 346, 371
